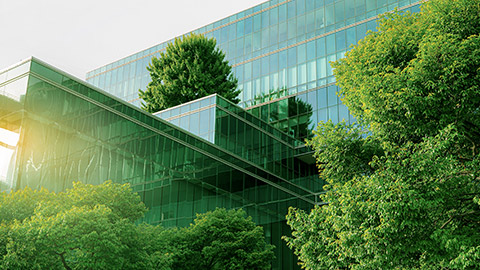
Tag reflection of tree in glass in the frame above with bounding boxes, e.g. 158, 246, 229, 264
252, 88, 288, 106
252, 88, 314, 140
288, 96, 314, 140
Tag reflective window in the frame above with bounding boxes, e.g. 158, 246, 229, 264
84, 0, 420, 157
335, 1, 345, 23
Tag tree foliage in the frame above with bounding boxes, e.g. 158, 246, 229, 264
170, 208, 275, 270
0, 183, 274, 269
285, 0, 480, 269
0, 181, 171, 270
332, 0, 480, 145
139, 33, 240, 113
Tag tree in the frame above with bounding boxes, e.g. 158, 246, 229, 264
0, 183, 274, 269
0, 181, 172, 270
139, 33, 240, 113
170, 208, 275, 270
332, 0, 480, 145
285, 0, 480, 269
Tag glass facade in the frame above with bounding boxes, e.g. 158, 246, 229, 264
0, 58, 324, 269
1, 1, 425, 268
0, 60, 29, 190
154, 95, 217, 143
154, 93, 321, 195
86, 0, 422, 141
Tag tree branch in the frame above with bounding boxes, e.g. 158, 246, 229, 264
55, 251, 72, 270
440, 210, 477, 229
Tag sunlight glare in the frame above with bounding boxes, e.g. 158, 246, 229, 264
0, 128, 20, 147
0, 127, 20, 181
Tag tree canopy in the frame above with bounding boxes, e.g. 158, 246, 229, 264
333, 0, 480, 145
139, 33, 240, 113
170, 208, 275, 270
285, 0, 480, 269
0, 181, 163, 270
0, 182, 274, 269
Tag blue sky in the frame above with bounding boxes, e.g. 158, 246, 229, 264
0, 0, 265, 79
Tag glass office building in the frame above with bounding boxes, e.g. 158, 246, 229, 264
86, 0, 421, 141
83, 1, 422, 266
0, 58, 323, 268
1, 0, 424, 268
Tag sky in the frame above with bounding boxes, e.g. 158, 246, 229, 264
0, 0, 265, 79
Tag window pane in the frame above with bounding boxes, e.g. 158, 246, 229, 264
336, 30, 346, 51
236, 20, 245, 37
335, 1, 345, 23
244, 17, 253, 35
327, 85, 338, 105
307, 60, 316, 82
317, 57, 327, 78
287, 47, 297, 66
326, 5, 335, 25
306, 40, 316, 60
288, 18, 296, 40
316, 37, 326, 56
288, 66, 297, 88
315, 7, 325, 29
298, 63, 307, 85
297, 44, 306, 63
279, 22, 287, 42
296, 15, 306, 36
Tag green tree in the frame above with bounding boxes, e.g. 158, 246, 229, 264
285, 0, 480, 269
139, 33, 240, 113
0, 184, 274, 269
171, 208, 275, 270
0, 181, 172, 270
333, 0, 480, 145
